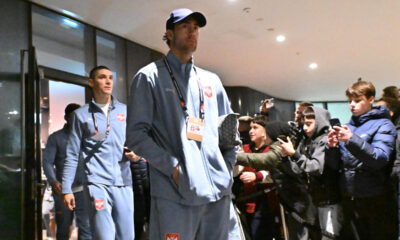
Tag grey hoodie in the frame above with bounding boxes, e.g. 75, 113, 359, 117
291, 106, 341, 206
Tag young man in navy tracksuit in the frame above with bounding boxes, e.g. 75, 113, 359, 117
326, 81, 397, 239
126, 8, 240, 240
62, 66, 134, 240
43, 103, 91, 240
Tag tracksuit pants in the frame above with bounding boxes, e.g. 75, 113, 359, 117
84, 183, 134, 240
149, 195, 241, 240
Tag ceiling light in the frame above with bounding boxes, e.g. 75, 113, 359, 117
309, 63, 318, 69
276, 35, 286, 42
8, 110, 18, 115
62, 18, 78, 29
61, 9, 79, 18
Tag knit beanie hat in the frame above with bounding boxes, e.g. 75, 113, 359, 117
265, 121, 291, 141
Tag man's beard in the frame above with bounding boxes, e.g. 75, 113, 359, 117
173, 34, 197, 52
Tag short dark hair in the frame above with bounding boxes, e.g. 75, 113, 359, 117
89, 66, 110, 80
382, 86, 399, 99
378, 97, 400, 123
298, 101, 314, 108
251, 115, 269, 128
65, 103, 80, 116
163, 22, 175, 47
163, 32, 171, 46
302, 106, 315, 120
345, 81, 375, 99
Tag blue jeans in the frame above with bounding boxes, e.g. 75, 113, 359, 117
53, 191, 91, 240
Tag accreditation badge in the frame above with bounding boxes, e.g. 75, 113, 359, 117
186, 116, 204, 142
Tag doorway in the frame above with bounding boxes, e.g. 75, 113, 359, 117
39, 75, 89, 240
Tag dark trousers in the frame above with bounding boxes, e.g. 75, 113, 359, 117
134, 188, 150, 240
397, 173, 400, 239
285, 212, 321, 240
53, 191, 91, 240
340, 192, 397, 240
244, 200, 282, 240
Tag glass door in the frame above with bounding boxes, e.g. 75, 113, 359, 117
22, 46, 44, 240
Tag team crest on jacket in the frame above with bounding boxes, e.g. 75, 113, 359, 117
94, 199, 104, 210
165, 233, 179, 240
117, 113, 125, 122
203, 86, 213, 98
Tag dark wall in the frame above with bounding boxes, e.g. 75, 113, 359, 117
225, 86, 295, 122
126, 41, 164, 93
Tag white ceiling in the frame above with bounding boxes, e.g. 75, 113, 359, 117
31, 0, 400, 101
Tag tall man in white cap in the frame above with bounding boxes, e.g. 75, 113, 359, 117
126, 8, 240, 240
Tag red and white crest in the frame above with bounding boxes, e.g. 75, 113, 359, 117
94, 199, 104, 210
117, 113, 125, 122
203, 86, 213, 98
165, 233, 179, 240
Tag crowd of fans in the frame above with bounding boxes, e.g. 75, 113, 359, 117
42, 81, 400, 240
233, 83, 400, 240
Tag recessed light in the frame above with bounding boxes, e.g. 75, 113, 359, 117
276, 35, 286, 42
309, 63, 318, 69
61, 9, 79, 19
62, 18, 78, 29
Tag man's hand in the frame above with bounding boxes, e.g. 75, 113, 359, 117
63, 193, 75, 211
327, 129, 339, 147
278, 137, 295, 157
52, 181, 62, 196
333, 125, 353, 142
124, 147, 141, 162
240, 172, 257, 183
172, 164, 180, 185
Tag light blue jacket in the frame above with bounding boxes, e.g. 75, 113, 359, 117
126, 52, 236, 206
62, 98, 132, 194
43, 125, 84, 189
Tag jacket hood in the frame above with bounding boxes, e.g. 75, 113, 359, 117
350, 105, 391, 126
308, 106, 330, 139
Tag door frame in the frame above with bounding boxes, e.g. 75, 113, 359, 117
22, 52, 92, 239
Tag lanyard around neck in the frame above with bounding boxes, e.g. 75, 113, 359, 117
163, 57, 205, 119
92, 101, 112, 136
